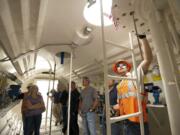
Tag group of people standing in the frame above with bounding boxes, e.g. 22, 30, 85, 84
51, 77, 99, 135
20, 76, 98, 135
19, 81, 80, 135
19, 33, 152, 135
46, 80, 81, 135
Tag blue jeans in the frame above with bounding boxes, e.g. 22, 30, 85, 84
23, 116, 33, 135
23, 114, 42, 135
124, 120, 149, 135
82, 112, 96, 135
111, 122, 123, 135
102, 119, 123, 135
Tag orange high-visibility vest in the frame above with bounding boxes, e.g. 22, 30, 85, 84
117, 80, 148, 123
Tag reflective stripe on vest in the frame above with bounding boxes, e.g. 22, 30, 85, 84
118, 91, 144, 100
118, 91, 137, 99
118, 80, 148, 122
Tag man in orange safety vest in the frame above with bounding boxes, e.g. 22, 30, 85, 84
114, 34, 152, 135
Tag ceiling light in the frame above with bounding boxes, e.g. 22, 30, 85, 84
72, 29, 93, 46
83, 26, 93, 35
83, 0, 113, 26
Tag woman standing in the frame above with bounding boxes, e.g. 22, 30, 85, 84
21, 84, 45, 135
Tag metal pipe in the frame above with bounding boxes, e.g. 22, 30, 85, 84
99, 0, 111, 134
163, 17, 180, 100
49, 62, 56, 135
148, 5, 180, 134
45, 72, 51, 129
13, 43, 72, 62
0, 44, 23, 75
110, 112, 141, 123
129, 32, 144, 135
33, 51, 38, 70
67, 51, 73, 135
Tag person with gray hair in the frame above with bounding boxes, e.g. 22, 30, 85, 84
80, 76, 99, 135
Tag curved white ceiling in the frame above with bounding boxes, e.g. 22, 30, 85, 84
0, 0, 154, 82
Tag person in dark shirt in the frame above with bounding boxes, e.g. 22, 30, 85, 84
60, 89, 68, 106
108, 79, 123, 135
109, 80, 119, 115
48, 83, 62, 126
69, 81, 80, 135
59, 82, 68, 134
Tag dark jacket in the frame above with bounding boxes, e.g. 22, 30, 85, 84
60, 90, 68, 106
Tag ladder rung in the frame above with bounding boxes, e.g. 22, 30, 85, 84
110, 112, 141, 124
108, 75, 137, 81
105, 40, 132, 51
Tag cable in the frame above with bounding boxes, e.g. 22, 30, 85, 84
0, 57, 10, 62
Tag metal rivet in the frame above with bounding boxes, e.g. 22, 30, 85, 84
140, 23, 145, 26
122, 13, 126, 17
130, 11, 135, 16
134, 18, 138, 22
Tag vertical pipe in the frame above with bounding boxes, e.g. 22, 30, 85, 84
162, 15, 180, 100
129, 32, 144, 135
99, 0, 111, 134
67, 51, 73, 135
148, 8, 180, 135
49, 63, 56, 135
45, 73, 51, 129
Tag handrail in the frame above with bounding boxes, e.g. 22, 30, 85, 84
110, 112, 141, 123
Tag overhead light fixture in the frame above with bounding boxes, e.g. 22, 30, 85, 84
83, 26, 93, 35
72, 28, 93, 46
83, 0, 113, 26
